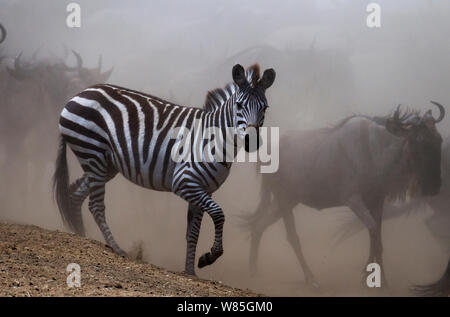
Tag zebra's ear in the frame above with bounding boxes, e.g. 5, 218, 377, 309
232, 64, 247, 89
259, 68, 276, 90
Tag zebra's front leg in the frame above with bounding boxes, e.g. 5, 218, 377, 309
197, 199, 225, 269
178, 190, 225, 271
185, 204, 204, 275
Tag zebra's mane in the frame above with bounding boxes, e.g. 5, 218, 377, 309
245, 64, 261, 88
203, 83, 237, 112
203, 64, 261, 112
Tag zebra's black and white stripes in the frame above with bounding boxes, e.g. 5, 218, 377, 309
53, 63, 275, 275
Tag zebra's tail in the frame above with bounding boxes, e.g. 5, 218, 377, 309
52, 137, 84, 235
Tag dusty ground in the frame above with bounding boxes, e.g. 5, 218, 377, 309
0, 221, 259, 297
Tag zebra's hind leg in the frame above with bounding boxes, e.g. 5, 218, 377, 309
184, 203, 204, 276
68, 174, 90, 236
87, 176, 127, 257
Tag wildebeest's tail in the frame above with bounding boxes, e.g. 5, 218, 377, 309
52, 137, 85, 235
332, 216, 366, 247
412, 258, 450, 297
238, 162, 272, 232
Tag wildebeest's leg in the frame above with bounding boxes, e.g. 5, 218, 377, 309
346, 195, 379, 283
282, 209, 319, 288
87, 175, 126, 257
184, 203, 204, 276
425, 196, 450, 250
367, 197, 387, 286
243, 176, 277, 274
347, 195, 377, 234
249, 206, 283, 275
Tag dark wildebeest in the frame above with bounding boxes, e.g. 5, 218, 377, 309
0, 50, 114, 211
335, 135, 450, 296
1, 51, 114, 155
414, 258, 450, 296
335, 135, 450, 250
243, 103, 445, 288
0, 23, 6, 44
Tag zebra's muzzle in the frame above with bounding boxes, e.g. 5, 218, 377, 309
244, 126, 262, 152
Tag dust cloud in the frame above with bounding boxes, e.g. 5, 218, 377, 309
0, 0, 449, 296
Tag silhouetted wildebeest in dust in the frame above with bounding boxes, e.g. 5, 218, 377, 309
335, 135, 450, 296
243, 102, 445, 288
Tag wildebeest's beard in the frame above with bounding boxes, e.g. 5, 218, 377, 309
408, 126, 442, 196
387, 101, 445, 196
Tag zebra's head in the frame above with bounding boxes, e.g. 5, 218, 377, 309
232, 64, 276, 152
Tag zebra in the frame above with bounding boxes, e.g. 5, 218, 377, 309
53, 63, 276, 276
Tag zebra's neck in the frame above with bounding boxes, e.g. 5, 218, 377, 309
200, 88, 239, 165
210, 94, 237, 129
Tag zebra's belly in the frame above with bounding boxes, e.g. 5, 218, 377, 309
67, 137, 229, 195
209, 164, 231, 192
114, 154, 176, 192
177, 162, 231, 194
118, 161, 230, 194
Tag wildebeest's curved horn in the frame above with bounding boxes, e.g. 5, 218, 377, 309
97, 55, 102, 71
0, 23, 6, 44
101, 67, 114, 81
308, 37, 316, 56
393, 104, 401, 122
62, 44, 69, 59
31, 47, 41, 61
72, 50, 83, 69
62, 49, 84, 71
430, 101, 445, 123
7, 52, 27, 80
15, 51, 23, 68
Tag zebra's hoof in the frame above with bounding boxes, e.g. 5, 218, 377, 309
184, 269, 196, 277
198, 253, 213, 268
112, 247, 128, 258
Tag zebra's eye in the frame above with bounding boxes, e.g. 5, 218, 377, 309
236, 102, 243, 110
263, 105, 269, 112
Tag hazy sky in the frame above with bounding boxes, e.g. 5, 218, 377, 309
1, 0, 449, 130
